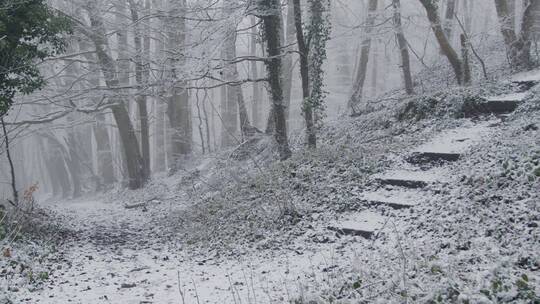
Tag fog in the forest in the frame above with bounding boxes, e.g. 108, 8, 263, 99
0, 0, 534, 199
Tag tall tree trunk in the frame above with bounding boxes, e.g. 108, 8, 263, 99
282, 0, 296, 123
265, 1, 295, 134
419, 0, 464, 84
392, 0, 414, 94
85, 1, 145, 189
250, 16, 261, 128
65, 119, 83, 197
293, 0, 315, 148
167, 0, 192, 169
517, 0, 539, 69
463, 0, 474, 34
1, 117, 18, 204
78, 39, 116, 189
460, 34, 472, 85
349, 0, 378, 113
258, 0, 292, 160
128, 0, 151, 180
152, 0, 167, 172
45, 136, 72, 198
220, 6, 242, 146
494, 0, 537, 70
443, 0, 457, 42
370, 40, 379, 97
222, 9, 255, 140
495, 0, 520, 66
507, 0, 516, 33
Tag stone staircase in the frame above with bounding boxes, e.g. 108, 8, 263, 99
329, 73, 540, 239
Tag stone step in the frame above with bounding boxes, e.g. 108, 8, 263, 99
512, 80, 538, 91
511, 69, 540, 90
361, 189, 424, 209
408, 121, 492, 165
328, 211, 385, 238
374, 169, 448, 189
463, 92, 527, 117
405, 151, 461, 165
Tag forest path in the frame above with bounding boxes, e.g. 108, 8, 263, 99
12, 74, 537, 303
15, 121, 511, 303
15, 195, 350, 304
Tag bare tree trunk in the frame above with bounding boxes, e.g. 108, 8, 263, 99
349, 0, 378, 113
460, 34, 472, 85
220, 7, 238, 147
507, 0, 516, 33
202, 92, 212, 153
419, 0, 464, 84
167, 0, 192, 168
1, 117, 18, 204
128, 0, 151, 180
293, 0, 315, 148
195, 93, 206, 154
518, 0, 539, 68
392, 0, 414, 95
65, 120, 83, 197
44, 136, 71, 198
495, 0, 520, 65
78, 39, 116, 188
370, 40, 379, 97
152, 0, 167, 172
282, 0, 296, 123
94, 113, 116, 188
250, 16, 261, 128
463, 0, 473, 34
443, 0, 457, 42
85, 1, 145, 189
494, 0, 537, 70
258, 0, 292, 160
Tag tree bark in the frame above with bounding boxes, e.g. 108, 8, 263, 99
85, 1, 145, 189
166, 0, 192, 168
128, 0, 151, 180
494, 0, 537, 70
282, 0, 296, 123
392, 0, 414, 95
222, 9, 255, 140
152, 0, 167, 172
460, 34, 472, 85
293, 0, 316, 148
64, 120, 83, 197
77, 38, 116, 188
250, 16, 261, 128
443, 0, 457, 42
419, 0, 464, 84
258, 0, 292, 160
1, 117, 18, 204
349, 0, 378, 113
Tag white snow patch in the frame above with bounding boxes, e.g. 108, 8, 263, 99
413, 120, 493, 154
484, 92, 529, 102
361, 189, 428, 207
374, 167, 451, 183
333, 211, 386, 233
510, 68, 540, 82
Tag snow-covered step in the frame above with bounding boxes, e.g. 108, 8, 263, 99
467, 92, 528, 116
361, 189, 425, 209
328, 211, 385, 238
406, 121, 492, 164
406, 151, 461, 164
511, 68, 540, 89
374, 168, 449, 189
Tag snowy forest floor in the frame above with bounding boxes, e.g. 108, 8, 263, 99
2, 71, 540, 303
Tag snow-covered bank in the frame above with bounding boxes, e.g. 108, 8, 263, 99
2, 76, 539, 303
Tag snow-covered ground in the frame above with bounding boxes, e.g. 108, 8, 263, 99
2, 75, 539, 303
